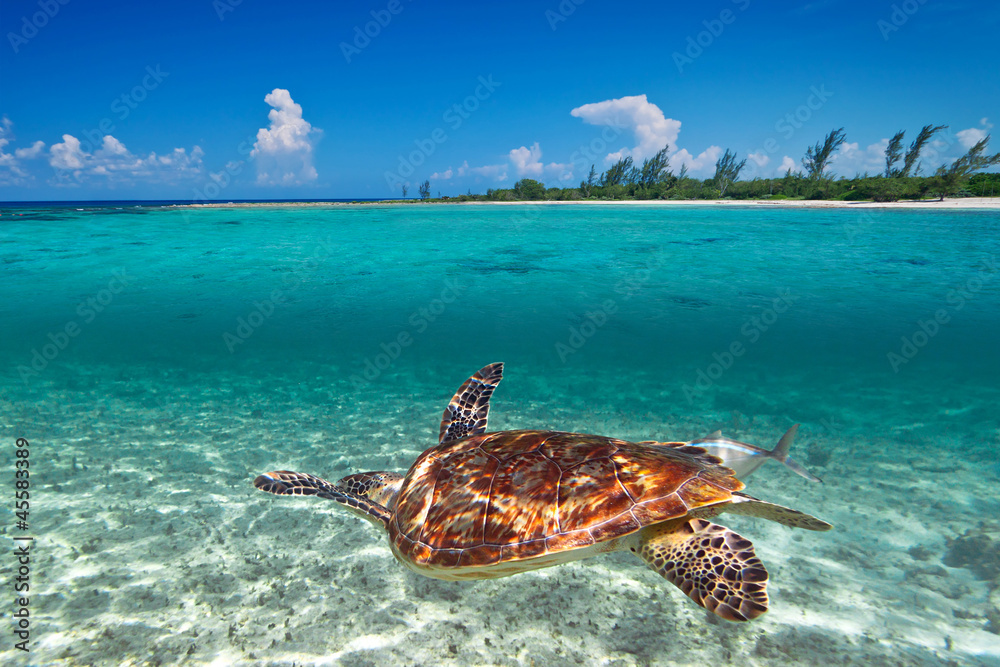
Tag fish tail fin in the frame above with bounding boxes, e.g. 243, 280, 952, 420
770, 424, 822, 483
782, 456, 823, 483
770, 424, 799, 461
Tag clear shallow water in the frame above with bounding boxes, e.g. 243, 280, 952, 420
1, 203, 998, 665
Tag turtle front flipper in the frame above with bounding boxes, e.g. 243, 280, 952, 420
438, 362, 504, 444
254, 471, 391, 529
635, 518, 769, 622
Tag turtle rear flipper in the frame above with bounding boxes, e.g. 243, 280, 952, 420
636, 518, 768, 622
254, 470, 391, 529
725, 493, 833, 531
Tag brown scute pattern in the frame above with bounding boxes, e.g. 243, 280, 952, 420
392, 430, 746, 568
393, 451, 444, 540
500, 539, 548, 561
438, 362, 504, 444
538, 432, 619, 469
557, 456, 634, 532
639, 518, 769, 622
542, 530, 595, 554
421, 448, 499, 548
589, 513, 641, 543
679, 475, 739, 508
479, 429, 547, 457
637, 441, 726, 467
614, 445, 706, 501
485, 451, 561, 544
457, 544, 503, 567
629, 494, 689, 525
252, 471, 391, 528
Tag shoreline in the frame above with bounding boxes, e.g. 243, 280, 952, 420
178, 197, 1000, 210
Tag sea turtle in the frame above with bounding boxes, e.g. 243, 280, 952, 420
254, 363, 832, 622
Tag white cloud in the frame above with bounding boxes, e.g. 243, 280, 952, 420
957, 118, 993, 149
250, 88, 320, 185
15, 140, 45, 159
468, 163, 508, 181
50, 134, 87, 170
509, 142, 544, 177
459, 143, 573, 185
47, 134, 204, 185
0, 117, 31, 183
672, 145, 723, 175
748, 152, 770, 168
830, 140, 886, 176
778, 156, 797, 174
570, 94, 680, 164
569, 94, 722, 177
430, 167, 453, 180
507, 142, 573, 180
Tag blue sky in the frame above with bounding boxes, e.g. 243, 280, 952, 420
1, 0, 997, 200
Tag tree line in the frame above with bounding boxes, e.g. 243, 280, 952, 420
405, 126, 999, 203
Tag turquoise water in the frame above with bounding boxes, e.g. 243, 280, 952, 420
1, 203, 999, 665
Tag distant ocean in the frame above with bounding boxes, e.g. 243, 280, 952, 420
1, 202, 998, 666
0, 198, 387, 208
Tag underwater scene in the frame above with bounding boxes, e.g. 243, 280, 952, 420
1, 202, 998, 666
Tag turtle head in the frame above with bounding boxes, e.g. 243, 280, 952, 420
337, 471, 405, 511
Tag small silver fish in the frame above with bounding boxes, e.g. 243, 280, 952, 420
687, 424, 822, 482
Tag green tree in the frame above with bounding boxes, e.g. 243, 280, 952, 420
902, 124, 947, 176
803, 128, 846, 179
713, 148, 747, 196
513, 178, 546, 200
884, 130, 905, 177
930, 136, 1000, 200
418, 180, 430, 200
401, 184, 408, 198
580, 164, 597, 197
638, 145, 671, 187
601, 156, 634, 186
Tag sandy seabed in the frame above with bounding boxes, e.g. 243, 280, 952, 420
2, 361, 998, 667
